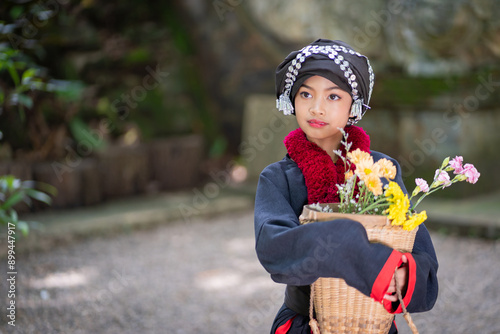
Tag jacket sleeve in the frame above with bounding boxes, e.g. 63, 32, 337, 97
371, 224, 439, 313
254, 162, 402, 300
398, 225, 439, 313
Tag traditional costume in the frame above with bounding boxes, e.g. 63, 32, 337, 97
254, 39, 439, 334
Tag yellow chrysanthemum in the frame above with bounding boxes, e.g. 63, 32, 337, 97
384, 181, 405, 203
363, 173, 383, 196
355, 159, 380, 180
387, 202, 407, 226
384, 182, 410, 226
347, 148, 372, 165
375, 158, 397, 180
403, 211, 427, 231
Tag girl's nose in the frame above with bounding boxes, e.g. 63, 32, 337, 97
309, 99, 325, 116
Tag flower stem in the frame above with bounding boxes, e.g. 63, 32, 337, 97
410, 178, 461, 211
358, 198, 387, 215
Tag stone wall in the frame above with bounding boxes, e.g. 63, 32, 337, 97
241, 95, 298, 181
2, 135, 204, 212
362, 108, 499, 196
178, 0, 500, 169
245, 0, 500, 75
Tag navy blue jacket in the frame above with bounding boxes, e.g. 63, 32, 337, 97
254, 152, 439, 320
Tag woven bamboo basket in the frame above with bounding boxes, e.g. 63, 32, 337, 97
299, 203, 419, 334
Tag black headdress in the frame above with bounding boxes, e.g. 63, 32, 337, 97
275, 39, 374, 125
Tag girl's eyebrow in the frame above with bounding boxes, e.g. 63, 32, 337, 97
301, 84, 342, 91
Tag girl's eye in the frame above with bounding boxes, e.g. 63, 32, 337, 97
328, 94, 340, 101
299, 91, 312, 99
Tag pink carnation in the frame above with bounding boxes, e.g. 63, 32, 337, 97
449, 156, 464, 174
415, 178, 429, 193
462, 163, 480, 184
434, 169, 451, 188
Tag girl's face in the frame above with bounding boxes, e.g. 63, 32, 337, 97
294, 75, 353, 149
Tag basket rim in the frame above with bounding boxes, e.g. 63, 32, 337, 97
300, 203, 391, 227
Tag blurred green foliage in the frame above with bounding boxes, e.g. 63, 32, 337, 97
0, 174, 56, 236
372, 69, 500, 110
0, 45, 84, 119
0, 0, 219, 161
0, 0, 84, 160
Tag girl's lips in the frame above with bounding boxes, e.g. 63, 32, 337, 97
307, 119, 328, 128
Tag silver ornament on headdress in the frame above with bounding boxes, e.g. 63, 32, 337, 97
276, 44, 374, 125
347, 98, 371, 126
276, 93, 294, 116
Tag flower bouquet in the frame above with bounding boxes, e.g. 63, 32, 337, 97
299, 130, 480, 334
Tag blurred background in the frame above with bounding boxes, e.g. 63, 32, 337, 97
1, 0, 500, 333
1, 0, 499, 207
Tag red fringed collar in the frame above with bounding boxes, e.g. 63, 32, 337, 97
284, 126, 371, 204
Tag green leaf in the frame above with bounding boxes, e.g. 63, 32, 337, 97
0, 211, 10, 225
440, 157, 450, 169
22, 196, 32, 207
35, 182, 58, 196
25, 188, 52, 205
0, 24, 17, 35
21, 68, 37, 84
17, 221, 29, 236
0, 175, 20, 192
48, 80, 84, 101
69, 118, 105, 150
0, 176, 9, 192
124, 47, 151, 65
26, 80, 46, 91
1, 190, 25, 210
10, 6, 24, 20
7, 62, 20, 86
10, 210, 18, 223
209, 135, 227, 158
21, 180, 36, 189
12, 60, 28, 70
17, 94, 33, 109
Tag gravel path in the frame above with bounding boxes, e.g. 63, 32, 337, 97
1, 210, 499, 334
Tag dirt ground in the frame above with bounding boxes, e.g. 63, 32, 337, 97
1, 210, 500, 333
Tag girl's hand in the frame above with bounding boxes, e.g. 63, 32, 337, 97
384, 255, 408, 302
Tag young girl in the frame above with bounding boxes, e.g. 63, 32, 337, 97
254, 39, 438, 334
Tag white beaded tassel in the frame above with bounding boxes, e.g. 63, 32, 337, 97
276, 93, 294, 116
